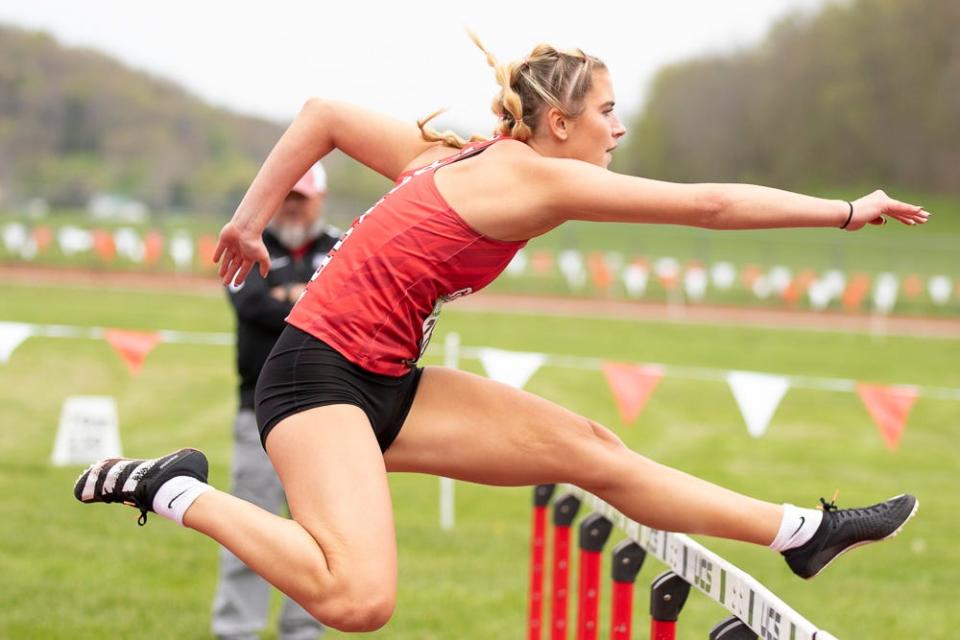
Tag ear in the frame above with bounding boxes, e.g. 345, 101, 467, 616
544, 106, 569, 141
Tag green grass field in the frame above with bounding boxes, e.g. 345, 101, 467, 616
1, 282, 958, 639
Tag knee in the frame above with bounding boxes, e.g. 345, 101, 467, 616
307, 583, 396, 632
323, 594, 395, 632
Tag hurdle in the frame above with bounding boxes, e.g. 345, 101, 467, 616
527, 484, 840, 640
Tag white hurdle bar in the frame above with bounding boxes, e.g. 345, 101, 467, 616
560, 484, 839, 640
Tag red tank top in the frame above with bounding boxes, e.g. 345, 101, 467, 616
286, 137, 526, 376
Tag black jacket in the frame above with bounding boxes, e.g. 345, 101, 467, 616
227, 226, 340, 408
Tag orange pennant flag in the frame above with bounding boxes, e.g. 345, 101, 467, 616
144, 230, 164, 265
602, 362, 664, 425
197, 234, 218, 271
587, 252, 613, 293
782, 268, 816, 307
842, 273, 871, 311
531, 250, 554, 275
856, 383, 918, 452
104, 328, 162, 375
902, 275, 923, 299
33, 225, 53, 253
741, 264, 762, 289
92, 229, 117, 262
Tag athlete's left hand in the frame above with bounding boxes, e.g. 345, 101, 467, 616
214, 221, 270, 286
844, 190, 930, 231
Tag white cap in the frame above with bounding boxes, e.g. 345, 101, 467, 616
290, 162, 327, 197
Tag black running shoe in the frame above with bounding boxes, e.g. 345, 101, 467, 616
74, 448, 208, 525
783, 494, 918, 579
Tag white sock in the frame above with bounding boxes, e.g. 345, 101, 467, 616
152, 476, 213, 526
769, 503, 823, 552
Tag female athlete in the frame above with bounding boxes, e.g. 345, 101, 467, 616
76, 35, 924, 632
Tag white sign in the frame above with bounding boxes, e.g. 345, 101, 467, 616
51, 396, 123, 466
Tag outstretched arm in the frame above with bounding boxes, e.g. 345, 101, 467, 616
527, 158, 928, 232
215, 99, 440, 285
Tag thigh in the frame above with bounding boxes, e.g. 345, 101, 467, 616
265, 404, 397, 582
384, 366, 626, 486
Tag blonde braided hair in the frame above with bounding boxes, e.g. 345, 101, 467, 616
417, 30, 607, 148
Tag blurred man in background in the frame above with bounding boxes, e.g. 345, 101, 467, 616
212, 164, 338, 640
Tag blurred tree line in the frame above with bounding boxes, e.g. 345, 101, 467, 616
0, 25, 287, 214
615, 0, 960, 194
2, 0, 957, 220
0, 25, 391, 219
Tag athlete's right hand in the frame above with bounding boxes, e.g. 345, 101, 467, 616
214, 221, 270, 286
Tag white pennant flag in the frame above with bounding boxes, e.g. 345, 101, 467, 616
768, 266, 793, 295
2, 222, 27, 253
727, 371, 790, 438
684, 266, 708, 301
807, 280, 832, 310
872, 272, 899, 314
478, 348, 545, 389
504, 249, 528, 277
710, 261, 736, 290
558, 250, 586, 290
622, 264, 649, 297
169, 231, 195, 271
0, 322, 33, 363
114, 227, 145, 263
57, 226, 93, 256
928, 275, 952, 305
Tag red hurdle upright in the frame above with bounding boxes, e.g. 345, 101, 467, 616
550, 493, 582, 640
575, 513, 612, 640
649, 571, 691, 640
609, 540, 646, 640
528, 484, 557, 640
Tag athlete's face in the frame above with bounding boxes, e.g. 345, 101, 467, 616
565, 70, 626, 168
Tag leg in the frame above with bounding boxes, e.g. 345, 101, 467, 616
215, 410, 322, 639
212, 410, 281, 639
385, 367, 781, 544
186, 404, 397, 632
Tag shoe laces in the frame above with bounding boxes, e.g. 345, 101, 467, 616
817, 489, 841, 513
818, 490, 840, 513
817, 489, 890, 523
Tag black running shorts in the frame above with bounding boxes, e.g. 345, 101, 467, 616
254, 324, 424, 452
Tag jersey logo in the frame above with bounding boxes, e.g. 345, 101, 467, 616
410, 287, 474, 364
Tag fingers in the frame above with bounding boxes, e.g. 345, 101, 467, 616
893, 209, 930, 226
218, 250, 231, 279
213, 240, 225, 264
234, 261, 254, 286
218, 250, 244, 286
881, 199, 930, 226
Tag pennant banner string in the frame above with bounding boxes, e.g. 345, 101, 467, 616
6, 321, 960, 401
